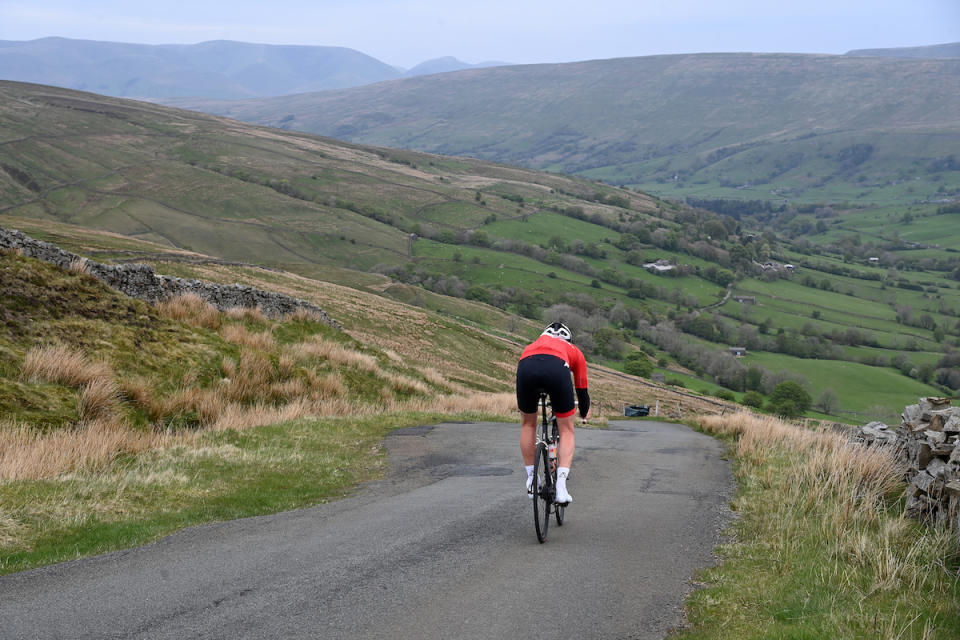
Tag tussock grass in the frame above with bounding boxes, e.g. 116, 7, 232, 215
290, 335, 379, 372
156, 293, 221, 329
221, 324, 276, 351
77, 377, 120, 422
21, 345, 112, 388
6, 301, 503, 480
225, 306, 268, 323
679, 412, 960, 640
68, 258, 89, 274
0, 418, 178, 480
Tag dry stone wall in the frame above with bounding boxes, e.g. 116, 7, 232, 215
854, 397, 960, 529
0, 227, 341, 329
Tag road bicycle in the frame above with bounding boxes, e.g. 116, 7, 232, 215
532, 391, 565, 543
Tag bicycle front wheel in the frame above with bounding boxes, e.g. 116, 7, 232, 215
532, 442, 551, 543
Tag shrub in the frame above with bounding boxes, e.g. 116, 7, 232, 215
742, 391, 765, 408
624, 352, 653, 377
715, 390, 736, 401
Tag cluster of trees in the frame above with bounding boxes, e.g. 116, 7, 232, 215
636, 320, 809, 394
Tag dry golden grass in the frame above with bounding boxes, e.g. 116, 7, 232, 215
693, 411, 957, 601
285, 307, 325, 323
20, 345, 113, 388
68, 258, 89, 274
118, 376, 154, 409
156, 293, 221, 329
149, 387, 227, 426
206, 397, 352, 431
418, 366, 458, 391
393, 392, 517, 416
382, 372, 430, 395
222, 350, 274, 403
225, 306, 268, 323
290, 336, 379, 372
77, 377, 120, 422
269, 378, 308, 402
220, 323, 276, 351
304, 369, 348, 399
0, 418, 180, 480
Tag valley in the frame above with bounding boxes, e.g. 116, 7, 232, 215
1, 80, 956, 424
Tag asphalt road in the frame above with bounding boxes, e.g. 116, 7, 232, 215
0, 420, 733, 640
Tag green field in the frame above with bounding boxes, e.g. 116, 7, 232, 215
743, 352, 941, 419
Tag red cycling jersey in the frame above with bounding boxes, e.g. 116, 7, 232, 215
520, 335, 589, 390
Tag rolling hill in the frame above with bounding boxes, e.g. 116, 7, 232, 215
846, 42, 960, 58
167, 52, 960, 206
0, 80, 955, 421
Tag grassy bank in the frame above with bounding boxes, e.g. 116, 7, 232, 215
0, 408, 513, 575
677, 413, 960, 639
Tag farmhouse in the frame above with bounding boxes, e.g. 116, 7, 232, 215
643, 259, 675, 274
732, 295, 756, 304
729, 346, 748, 357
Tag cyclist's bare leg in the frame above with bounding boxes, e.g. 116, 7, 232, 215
520, 411, 538, 465
556, 415, 576, 468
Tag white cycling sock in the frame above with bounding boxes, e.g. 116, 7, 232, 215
557, 467, 570, 488
525, 465, 534, 478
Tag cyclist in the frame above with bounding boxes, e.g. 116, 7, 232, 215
516, 322, 590, 504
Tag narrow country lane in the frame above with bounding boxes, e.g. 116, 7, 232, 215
0, 420, 733, 639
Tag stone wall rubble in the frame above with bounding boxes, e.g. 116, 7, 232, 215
854, 397, 960, 528
0, 227, 341, 329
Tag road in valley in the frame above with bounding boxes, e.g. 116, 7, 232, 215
0, 420, 733, 639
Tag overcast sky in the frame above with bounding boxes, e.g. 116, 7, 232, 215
1, 0, 958, 68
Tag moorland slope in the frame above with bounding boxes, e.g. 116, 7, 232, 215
170, 52, 960, 205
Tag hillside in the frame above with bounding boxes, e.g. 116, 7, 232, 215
0, 37, 403, 99
168, 52, 960, 206
846, 42, 960, 59
0, 80, 955, 421
0, 220, 716, 435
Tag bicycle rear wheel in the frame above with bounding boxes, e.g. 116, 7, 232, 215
532, 442, 551, 543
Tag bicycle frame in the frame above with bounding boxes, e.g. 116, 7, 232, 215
537, 393, 560, 473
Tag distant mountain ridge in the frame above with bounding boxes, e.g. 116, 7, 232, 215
0, 37, 508, 99
846, 42, 960, 59
404, 56, 511, 77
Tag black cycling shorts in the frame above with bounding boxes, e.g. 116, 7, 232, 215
516, 354, 576, 417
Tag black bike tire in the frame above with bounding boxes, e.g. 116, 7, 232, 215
533, 442, 550, 543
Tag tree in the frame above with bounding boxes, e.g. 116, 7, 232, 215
745, 366, 764, 391
816, 389, 839, 414
767, 381, 812, 419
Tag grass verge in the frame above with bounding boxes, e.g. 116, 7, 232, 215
0, 410, 509, 575
675, 412, 960, 639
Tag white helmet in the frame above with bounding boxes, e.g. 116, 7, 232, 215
541, 322, 572, 342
